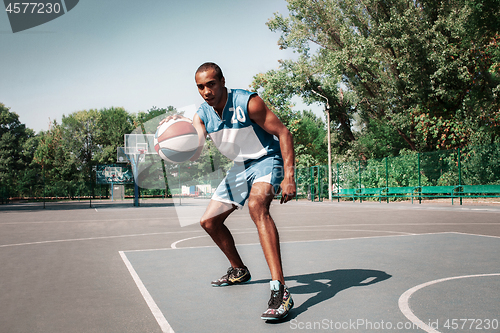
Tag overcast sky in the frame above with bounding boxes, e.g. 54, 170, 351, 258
1, 0, 322, 133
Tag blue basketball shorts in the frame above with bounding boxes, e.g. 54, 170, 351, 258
212, 154, 284, 208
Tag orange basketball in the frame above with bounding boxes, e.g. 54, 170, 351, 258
154, 119, 199, 163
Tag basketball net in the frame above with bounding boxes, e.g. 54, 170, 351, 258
137, 148, 146, 163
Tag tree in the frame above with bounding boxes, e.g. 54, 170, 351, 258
16, 132, 42, 197
95, 107, 134, 164
34, 120, 79, 197
62, 109, 100, 166
261, 0, 500, 159
134, 106, 179, 133
0, 103, 34, 198
290, 110, 328, 167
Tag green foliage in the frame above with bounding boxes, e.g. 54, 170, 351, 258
95, 107, 134, 164
134, 106, 180, 132
290, 110, 328, 167
0, 103, 36, 197
261, 0, 500, 158
461, 143, 500, 185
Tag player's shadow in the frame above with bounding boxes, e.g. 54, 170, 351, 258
249, 269, 391, 321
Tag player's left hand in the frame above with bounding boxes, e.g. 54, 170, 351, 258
280, 178, 296, 204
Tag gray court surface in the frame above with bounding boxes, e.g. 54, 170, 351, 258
122, 233, 500, 333
1, 199, 499, 333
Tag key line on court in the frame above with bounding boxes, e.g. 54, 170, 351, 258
119, 251, 175, 333
170, 228, 417, 248
399, 273, 500, 333
136, 232, 460, 252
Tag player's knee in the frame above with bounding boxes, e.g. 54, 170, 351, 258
200, 217, 213, 233
247, 197, 257, 211
248, 198, 270, 221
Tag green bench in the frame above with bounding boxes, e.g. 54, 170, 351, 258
339, 188, 358, 201
358, 188, 385, 203
459, 185, 500, 199
385, 186, 419, 203
336, 185, 500, 205
338, 188, 385, 202
418, 186, 461, 204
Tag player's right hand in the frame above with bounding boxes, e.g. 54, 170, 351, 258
157, 114, 192, 127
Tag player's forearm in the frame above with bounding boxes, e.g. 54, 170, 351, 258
279, 130, 295, 180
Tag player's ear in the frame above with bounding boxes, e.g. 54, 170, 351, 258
221, 76, 225, 86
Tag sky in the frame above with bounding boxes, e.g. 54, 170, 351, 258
1, 0, 322, 133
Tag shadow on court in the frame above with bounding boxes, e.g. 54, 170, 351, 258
123, 233, 500, 333
250, 269, 392, 321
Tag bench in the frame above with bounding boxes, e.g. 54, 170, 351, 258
338, 188, 385, 202
358, 187, 385, 203
418, 186, 461, 204
458, 185, 500, 202
339, 188, 358, 202
385, 186, 419, 203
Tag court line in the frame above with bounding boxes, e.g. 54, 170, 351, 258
449, 231, 500, 239
122, 233, 498, 332
0, 217, 180, 225
170, 228, 415, 249
0, 225, 424, 248
119, 251, 175, 333
0, 230, 205, 248
398, 273, 500, 333
119, 232, 451, 254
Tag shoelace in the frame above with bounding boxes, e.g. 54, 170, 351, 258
219, 267, 234, 281
268, 289, 282, 309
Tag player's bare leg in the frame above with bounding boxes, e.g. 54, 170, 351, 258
200, 200, 242, 267
248, 182, 293, 320
247, 182, 284, 283
200, 200, 251, 286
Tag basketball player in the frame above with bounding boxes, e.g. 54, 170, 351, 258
161, 62, 295, 321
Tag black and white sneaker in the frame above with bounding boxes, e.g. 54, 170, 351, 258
261, 280, 294, 321
211, 266, 251, 287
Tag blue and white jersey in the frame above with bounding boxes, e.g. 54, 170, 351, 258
197, 89, 281, 162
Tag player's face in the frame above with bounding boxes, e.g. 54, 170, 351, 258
195, 69, 226, 111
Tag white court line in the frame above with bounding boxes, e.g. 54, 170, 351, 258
0, 230, 204, 248
0, 217, 178, 225
169, 228, 415, 248
119, 251, 175, 333
119, 232, 458, 254
171, 235, 208, 249
120, 233, 499, 333
449, 231, 500, 239
399, 273, 500, 333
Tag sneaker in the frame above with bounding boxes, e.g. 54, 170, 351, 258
261, 280, 294, 321
211, 266, 251, 287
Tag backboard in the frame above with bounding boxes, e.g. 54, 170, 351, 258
96, 164, 134, 184
117, 147, 128, 163
124, 134, 156, 156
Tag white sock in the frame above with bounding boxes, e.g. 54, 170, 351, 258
270, 280, 281, 291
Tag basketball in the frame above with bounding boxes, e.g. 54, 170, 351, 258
154, 118, 199, 163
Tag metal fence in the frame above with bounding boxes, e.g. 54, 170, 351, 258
297, 143, 500, 203
2, 143, 499, 205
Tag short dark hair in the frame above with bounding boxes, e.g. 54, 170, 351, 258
196, 62, 224, 80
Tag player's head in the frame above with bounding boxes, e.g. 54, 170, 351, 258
195, 62, 227, 110
196, 62, 224, 81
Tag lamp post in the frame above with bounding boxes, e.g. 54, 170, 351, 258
312, 87, 332, 202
